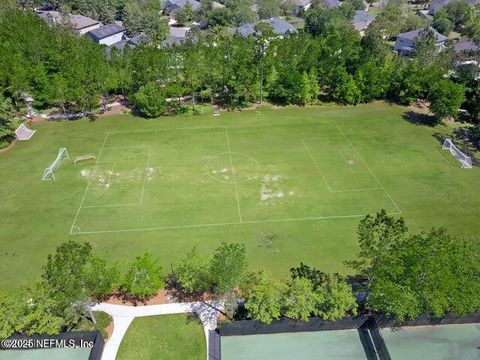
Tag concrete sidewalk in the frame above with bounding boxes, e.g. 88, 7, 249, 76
92, 301, 223, 360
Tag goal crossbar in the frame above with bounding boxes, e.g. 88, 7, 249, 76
42, 148, 69, 180
442, 139, 472, 169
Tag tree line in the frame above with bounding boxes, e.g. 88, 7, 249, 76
1, 210, 479, 340
0, 4, 479, 148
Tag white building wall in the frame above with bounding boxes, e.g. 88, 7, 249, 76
99, 32, 125, 46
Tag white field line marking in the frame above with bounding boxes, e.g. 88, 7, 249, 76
139, 147, 152, 205
103, 145, 149, 149
82, 203, 140, 209
70, 133, 109, 234
335, 124, 402, 213
224, 128, 242, 223
69, 212, 403, 235
301, 139, 333, 193
332, 187, 383, 193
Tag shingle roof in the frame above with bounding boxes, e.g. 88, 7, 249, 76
292, 0, 312, 7
397, 28, 447, 43
164, 0, 202, 13
264, 18, 298, 35
352, 10, 375, 31
323, 0, 341, 8
87, 24, 125, 41
236, 23, 256, 37
454, 39, 480, 53
69, 14, 99, 29
128, 33, 150, 46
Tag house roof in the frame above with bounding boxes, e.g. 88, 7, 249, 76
161, 26, 190, 47
236, 23, 256, 37
397, 28, 447, 43
36, 11, 99, 30
165, 0, 202, 13
87, 24, 125, 41
292, 0, 312, 7
68, 14, 99, 29
322, 0, 341, 8
454, 39, 480, 53
264, 18, 298, 35
352, 10, 375, 31
128, 33, 150, 46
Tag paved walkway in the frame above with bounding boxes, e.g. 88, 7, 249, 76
92, 301, 223, 360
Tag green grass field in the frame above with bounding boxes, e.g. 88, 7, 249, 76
0, 102, 479, 291
116, 314, 206, 360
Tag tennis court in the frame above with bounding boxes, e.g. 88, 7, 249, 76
220, 329, 368, 360
0, 347, 91, 360
380, 323, 480, 360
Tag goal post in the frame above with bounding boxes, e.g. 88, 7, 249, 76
442, 139, 473, 169
42, 148, 69, 180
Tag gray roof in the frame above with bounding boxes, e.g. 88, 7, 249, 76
292, 0, 312, 7
397, 28, 447, 43
236, 23, 256, 37
128, 33, 150, 46
322, 0, 341, 8
161, 27, 190, 47
264, 18, 298, 35
36, 11, 99, 30
352, 10, 375, 31
164, 0, 201, 13
68, 14, 99, 29
454, 39, 480, 53
87, 24, 125, 41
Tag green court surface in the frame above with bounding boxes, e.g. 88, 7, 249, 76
380, 323, 480, 360
0, 347, 91, 360
1, 103, 480, 291
221, 330, 368, 360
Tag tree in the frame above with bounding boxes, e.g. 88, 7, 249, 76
0, 283, 64, 339
243, 271, 284, 324
122, 253, 164, 299
316, 274, 357, 321
0, 93, 14, 148
444, 1, 473, 30
369, 229, 480, 321
175, 246, 210, 294
257, 0, 282, 19
210, 242, 246, 294
430, 79, 465, 120
282, 277, 322, 321
290, 262, 327, 291
132, 82, 167, 118
433, 12, 453, 35
346, 210, 407, 285
42, 241, 93, 312
83, 256, 119, 301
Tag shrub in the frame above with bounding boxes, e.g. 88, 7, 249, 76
121, 253, 164, 299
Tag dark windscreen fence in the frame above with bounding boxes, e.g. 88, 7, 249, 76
358, 317, 392, 360
374, 312, 480, 329
208, 330, 221, 360
218, 315, 370, 336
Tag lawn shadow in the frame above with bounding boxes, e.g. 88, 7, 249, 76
402, 111, 440, 127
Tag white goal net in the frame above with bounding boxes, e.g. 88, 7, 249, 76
15, 124, 36, 140
42, 148, 69, 180
442, 139, 472, 169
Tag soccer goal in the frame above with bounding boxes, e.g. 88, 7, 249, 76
442, 139, 473, 169
15, 124, 36, 140
42, 148, 69, 180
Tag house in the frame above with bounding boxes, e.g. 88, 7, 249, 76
394, 28, 448, 56
36, 11, 101, 34
352, 10, 375, 34
87, 24, 126, 46
263, 18, 298, 36
236, 23, 256, 37
162, 26, 190, 47
454, 39, 480, 54
164, 0, 202, 14
321, 0, 341, 9
428, 0, 480, 15
292, 0, 313, 12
